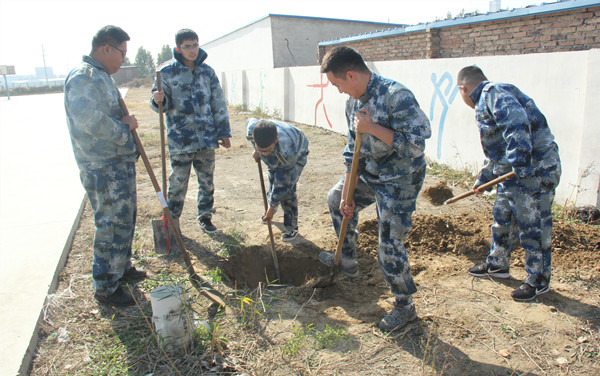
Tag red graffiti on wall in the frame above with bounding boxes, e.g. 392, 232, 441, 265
307, 73, 333, 129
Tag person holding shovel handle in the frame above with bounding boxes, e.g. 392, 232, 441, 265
457, 66, 561, 301
65, 26, 147, 307
150, 29, 231, 235
246, 118, 309, 242
319, 47, 431, 332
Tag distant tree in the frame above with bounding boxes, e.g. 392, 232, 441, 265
123, 57, 132, 66
134, 46, 155, 77
157, 44, 173, 66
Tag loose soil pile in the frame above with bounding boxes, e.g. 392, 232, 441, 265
421, 180, 455, 206
29, 88, 600, 376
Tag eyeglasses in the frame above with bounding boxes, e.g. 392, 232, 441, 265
256, 143, 276, 156
107, 44, 127, 59
180, 43, 199, 50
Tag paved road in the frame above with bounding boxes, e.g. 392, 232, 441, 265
0, 93, 84, 376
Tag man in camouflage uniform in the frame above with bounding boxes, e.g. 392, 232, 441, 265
65, 26, 146, 307
246, 118, 309, 242
151, 29, 231, 234
319, 46, 431, 332
457, 66, 561, 301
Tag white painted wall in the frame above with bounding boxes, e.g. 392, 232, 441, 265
216, 49, 600, 208
203, 18, 274, 71
203, 15, 401, 71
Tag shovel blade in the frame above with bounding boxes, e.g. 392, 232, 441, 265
152, 219, 179, 254
311, 267, 338, 289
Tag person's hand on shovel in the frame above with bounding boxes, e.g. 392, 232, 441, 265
219, 137, 231, 148
121, 113, 138, 131
152, 90, 164, 105
262, 205, 276, 222
339, 172, 357, 220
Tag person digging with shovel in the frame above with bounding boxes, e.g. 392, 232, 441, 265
319, 47, 431, 333
65, 26, 147, 307
457, 66, 561, 301
246, 118, 309, 242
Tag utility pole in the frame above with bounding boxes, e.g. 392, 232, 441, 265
41, 44, 49, 86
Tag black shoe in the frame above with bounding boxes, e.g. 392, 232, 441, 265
199, 218, 217, 234
94, 286, 135, 306
511, 283, 549, 301
468, 262, 510, 279
282, 229, 298, 242
121, 266, 147, 281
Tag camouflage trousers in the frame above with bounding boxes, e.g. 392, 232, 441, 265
267, 160, 306, 233
487, 181, 558, 289
80, 162, 137, 296
168, 149, 215, 221
328, 168, 425, 301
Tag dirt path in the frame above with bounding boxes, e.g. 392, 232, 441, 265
30, 87, 599, 376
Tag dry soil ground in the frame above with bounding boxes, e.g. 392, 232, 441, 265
30, 87, 599, 376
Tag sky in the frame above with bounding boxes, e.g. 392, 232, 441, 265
1, 0, 546, 76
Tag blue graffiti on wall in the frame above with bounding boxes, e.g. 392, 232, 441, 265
430, 72, 459, 159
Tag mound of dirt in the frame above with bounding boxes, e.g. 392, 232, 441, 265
421, 180, 455, 206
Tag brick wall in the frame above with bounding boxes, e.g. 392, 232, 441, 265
318, 5, 600, 62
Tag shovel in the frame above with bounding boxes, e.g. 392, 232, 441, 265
151, 72, 179, 254
313, 131, 363, 288
118, 96, 226, 308
257, 159, 281, 283
444, 171, 516, 205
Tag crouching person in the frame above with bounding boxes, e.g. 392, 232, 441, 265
246, 118, 309, 242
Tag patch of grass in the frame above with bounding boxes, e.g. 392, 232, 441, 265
250, 105, 281, 120
203, 267, 227, 284
139, 270, 188, 291
213, 217, 246, 257
426, 159, 476, 188
283, 323, 351, 357
195, 321, 228, 356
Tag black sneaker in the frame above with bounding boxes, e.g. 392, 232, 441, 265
94, 286, 135, 306
468, 262, 510, 279
121, 266, 147, 281
199, 218, 217, 234
282, 229, 298, 242
511, 283, 549, 301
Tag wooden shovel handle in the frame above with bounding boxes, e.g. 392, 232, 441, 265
257, 159, 281, 282
156, 72, 168, 193
118, 97, 225, 307
334, 132, 363, 266
444, 171, 516, 205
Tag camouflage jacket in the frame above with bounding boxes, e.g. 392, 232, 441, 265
344, 73, 431, 183
64, 56, 138, 170
150, 48, 231, 155
469, 81, 560, 187
246, 118, 309, 207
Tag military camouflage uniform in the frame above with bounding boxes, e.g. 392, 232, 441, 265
65, 56, 139, 296
330, 73, 431, 305
150, 48, 231, 221
470, 81, 561, 289
246, 118, 309, 233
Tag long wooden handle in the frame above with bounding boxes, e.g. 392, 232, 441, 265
119, 97, 225, 307
444, 171, 517, 205
334, 132, 363, 266
156, 72, 168, 194
257, 159, 281, 282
